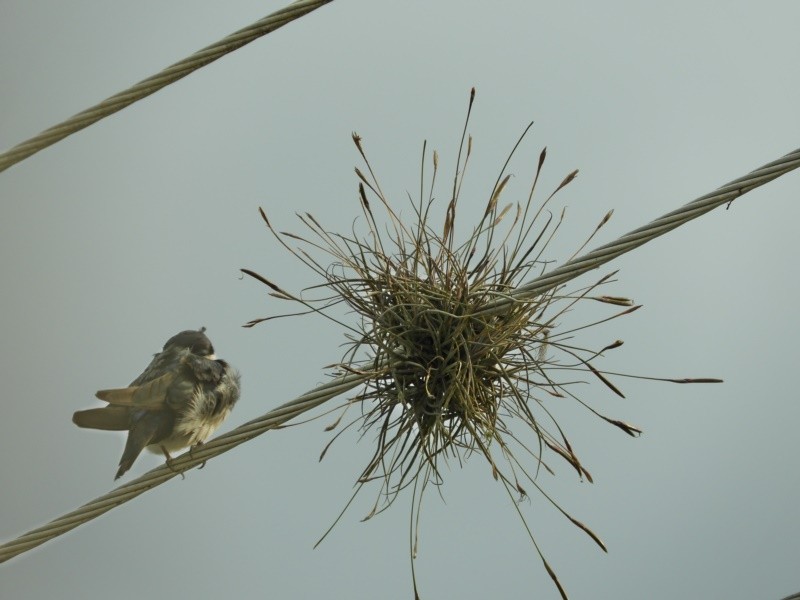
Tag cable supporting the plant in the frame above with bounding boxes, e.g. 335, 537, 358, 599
0, 0, 334, 174
0, 146, 797, 563
475, 147, 800, 316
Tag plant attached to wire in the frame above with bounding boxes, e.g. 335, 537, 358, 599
243, 88, 720, 599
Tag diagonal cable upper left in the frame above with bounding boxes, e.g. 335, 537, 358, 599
0, 0, 334, 174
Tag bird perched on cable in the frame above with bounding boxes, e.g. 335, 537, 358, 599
73, 328, 241, 479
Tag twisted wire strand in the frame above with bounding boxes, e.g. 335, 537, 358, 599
475, 147, 800, 316
0, 0, 334, 174
1, 147, 798, 562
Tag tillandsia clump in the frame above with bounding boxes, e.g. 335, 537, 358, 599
243, 89, 720, 600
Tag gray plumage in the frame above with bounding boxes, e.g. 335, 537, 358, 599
73, 328, 240, 479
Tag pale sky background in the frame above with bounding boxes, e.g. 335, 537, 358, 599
1, 2, 799, 599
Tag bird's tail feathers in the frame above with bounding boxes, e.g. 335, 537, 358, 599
72, 406, 129, 431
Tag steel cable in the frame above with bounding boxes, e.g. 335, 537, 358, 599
0, 0, 334, 174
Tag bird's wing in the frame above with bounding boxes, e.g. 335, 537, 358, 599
95, 371, 177, 409
128, 347, 186, 387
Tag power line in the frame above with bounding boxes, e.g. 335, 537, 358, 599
0, 0, 334, 174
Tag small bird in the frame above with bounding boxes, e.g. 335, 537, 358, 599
73, 328, 241, 479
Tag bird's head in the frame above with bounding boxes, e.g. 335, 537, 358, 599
163, 327, 215, 358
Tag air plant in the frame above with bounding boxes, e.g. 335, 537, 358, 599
243, 89, 719, 599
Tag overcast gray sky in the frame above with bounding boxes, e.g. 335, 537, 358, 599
1, 1, 799, 599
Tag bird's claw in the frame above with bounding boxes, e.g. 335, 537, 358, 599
161, 445, 185, 480
189, 442, 207, 470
